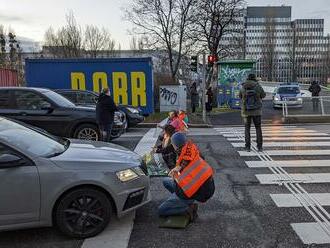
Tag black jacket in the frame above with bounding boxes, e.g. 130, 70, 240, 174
96, 93, 118, 125
309, 83, 321, 97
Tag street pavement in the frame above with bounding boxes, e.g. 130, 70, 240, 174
2, 123, 330, 247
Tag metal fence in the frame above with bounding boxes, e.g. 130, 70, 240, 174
283, 96, 330, 117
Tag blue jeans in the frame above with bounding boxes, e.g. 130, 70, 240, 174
158, 178, 194, 217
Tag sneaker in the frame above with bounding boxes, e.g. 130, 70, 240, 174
258, 147, 263, 152
245, 147, 251, 152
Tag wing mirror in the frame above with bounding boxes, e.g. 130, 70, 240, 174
0, 154, 24, 168
41, 102, 54, 113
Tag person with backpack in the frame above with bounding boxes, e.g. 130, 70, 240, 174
158, 132, 215, 222
239, 74, 266, 152
309, 81, 321, 112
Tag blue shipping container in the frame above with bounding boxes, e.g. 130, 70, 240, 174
25, 58, 154, 114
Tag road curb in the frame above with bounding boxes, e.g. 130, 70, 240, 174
283, 116, 330, 124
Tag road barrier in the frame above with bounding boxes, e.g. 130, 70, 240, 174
282, 96, 330, 118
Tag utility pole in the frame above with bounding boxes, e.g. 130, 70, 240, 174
202, 52, 206, 123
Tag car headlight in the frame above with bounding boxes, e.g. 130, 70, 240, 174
297, 97, 303, 101
116, 169, 139, 182
274, 96, 280, 101
126, 107, 140, 114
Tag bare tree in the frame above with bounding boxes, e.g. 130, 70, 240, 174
192, 0, 245, 87
84, 25, 115, 58
129, 36, 145, 51
0, 25, 6, 66
125, 0, 196, 83
44, 12, 83, 58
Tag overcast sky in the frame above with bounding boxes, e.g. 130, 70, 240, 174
1, 0, 330, 49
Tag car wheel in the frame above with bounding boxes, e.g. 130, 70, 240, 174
54, 188, 112, 238
74, 124, 99, 141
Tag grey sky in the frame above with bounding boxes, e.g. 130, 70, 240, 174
1, 0, 330, 49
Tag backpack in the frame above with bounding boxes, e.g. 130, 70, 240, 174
245, 87, 261, 111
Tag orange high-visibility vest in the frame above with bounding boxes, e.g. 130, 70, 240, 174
174, 142, 213, 198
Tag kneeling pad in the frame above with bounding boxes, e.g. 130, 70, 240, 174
159, 215, 190, 229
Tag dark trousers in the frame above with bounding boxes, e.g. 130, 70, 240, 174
244, 115, 262, 149
191, 104, 196, 113
312, 98, 319, 112
99, 123, 113, 142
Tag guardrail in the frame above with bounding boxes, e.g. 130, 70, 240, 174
282, 96, 330, 118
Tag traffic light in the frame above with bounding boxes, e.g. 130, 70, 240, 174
190, 56, 198, 72
207, 55, 217, 68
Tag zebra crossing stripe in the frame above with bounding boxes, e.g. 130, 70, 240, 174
228, 137, 330, 141
219, 130, 318, 135
291, 223, 330, 244
232, 142, 330, 148
223, 133, 329, 137
256, 173, 330, 184
239, 150, 330, 156
270, 193, 330, 207
245, 160, 330, 168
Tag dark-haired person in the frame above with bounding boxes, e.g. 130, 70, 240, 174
309, 81, 321, 112
239, 74, 266, 152
96, 88, 118, 142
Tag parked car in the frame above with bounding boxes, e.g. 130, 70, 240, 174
0, 117, 150, 238
54, 89, 145, 129
272, 83, 304, 109
0, 87, 126, 141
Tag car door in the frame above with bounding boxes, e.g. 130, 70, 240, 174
0, 143, 40, 226
77, 91, 97, 106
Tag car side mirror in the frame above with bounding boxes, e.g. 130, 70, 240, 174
41, 103, 54, 113
0, 154, 24, 168
301, 93, 305, 95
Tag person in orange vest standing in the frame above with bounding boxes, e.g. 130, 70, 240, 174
158, 132, 215, 221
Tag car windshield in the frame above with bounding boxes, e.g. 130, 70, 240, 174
44, 90, 76, 108
0, 118, 69, 158
277, 87, 300, 95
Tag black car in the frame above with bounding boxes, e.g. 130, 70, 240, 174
54, 89, 145, 129
0, 87, 126, 141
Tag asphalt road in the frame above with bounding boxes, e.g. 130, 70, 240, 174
2, 124, 330, 247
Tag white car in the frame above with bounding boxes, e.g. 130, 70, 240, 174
273, 84, 303, 109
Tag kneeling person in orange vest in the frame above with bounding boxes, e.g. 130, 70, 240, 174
158, 132, 215, 221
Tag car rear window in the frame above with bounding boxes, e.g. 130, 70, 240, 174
0, 90, 9, 109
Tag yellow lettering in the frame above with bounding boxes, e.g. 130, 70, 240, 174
93, 72, 108, 93
112, 72, 128, 105
71, 72, 86, 90
131, 72, 146, 107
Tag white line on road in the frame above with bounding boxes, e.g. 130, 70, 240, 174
228, 137, 330, 141
223, 133, 329, 137
232, 142, 330, 148
239, 150, 330, 156
82, 128, 159, 248
256, 173, 330, 184
270, 193, 330, 207
245, 160, 330, 168
291, 223, 330, 244
219, 130, 318, 134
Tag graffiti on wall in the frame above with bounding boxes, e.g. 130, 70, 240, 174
160, 87, 178, 105
219, 66, 252, 87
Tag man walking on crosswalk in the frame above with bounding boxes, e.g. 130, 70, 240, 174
239, 73, 266, 152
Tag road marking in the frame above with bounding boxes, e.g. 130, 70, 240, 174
239, 150, 330, 156
219, 130, 318, 134
291, 223, 330, 244
270, 193, 330, 207
232, 142, 330, 148
256, 173, 330, 184
223, 133, 329, 137
228, 137, 330, 141
246, 160, 330, 168
82, 128, 159, 248
215, 126, 298, 130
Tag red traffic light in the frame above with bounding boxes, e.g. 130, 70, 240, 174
207, 55, 217, 65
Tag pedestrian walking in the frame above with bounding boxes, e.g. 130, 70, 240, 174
96, 88, 118, 142
309, 81, 321, 112
239, 74, 266, 152
158, 132, 215, 222
190, 82, 199, 113
206, 86, 213, 112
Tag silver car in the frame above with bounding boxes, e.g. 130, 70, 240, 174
0, 117, 150, 238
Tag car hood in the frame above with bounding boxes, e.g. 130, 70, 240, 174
50, 139, 142, 171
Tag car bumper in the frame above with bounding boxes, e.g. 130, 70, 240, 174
273, 100, 302, 108
127, 114, 145, 127
111, 122, 126, 139
114, 174, 151, 218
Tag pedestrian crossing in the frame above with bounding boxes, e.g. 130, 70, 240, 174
215, 125, 330, 245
